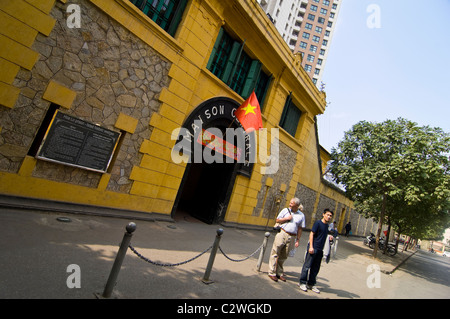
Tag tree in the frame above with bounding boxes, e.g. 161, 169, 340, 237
329, 118, 450, 258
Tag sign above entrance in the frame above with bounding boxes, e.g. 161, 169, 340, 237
173, 97, 255, 177
197, 129, 242, 161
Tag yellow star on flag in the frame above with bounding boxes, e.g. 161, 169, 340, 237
242, 103, 256, 115
235, 91, 263, 132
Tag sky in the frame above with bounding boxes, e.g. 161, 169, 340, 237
317, 0, 450, 153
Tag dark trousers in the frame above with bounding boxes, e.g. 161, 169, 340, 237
299, 250, 323, 286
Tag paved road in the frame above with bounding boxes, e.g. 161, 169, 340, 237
381, 250, 450, 299
1, 208, 448, 300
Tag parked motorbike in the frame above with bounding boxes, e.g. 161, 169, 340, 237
378, 238, 397, 256
365, 233, 397, 256
364, 233, 375, 246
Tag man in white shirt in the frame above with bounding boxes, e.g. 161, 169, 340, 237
268, 197, 306, 282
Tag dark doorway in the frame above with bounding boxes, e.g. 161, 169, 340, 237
173, 119, 240, 224
171, 97, 250, 224
176, 160, 236, 224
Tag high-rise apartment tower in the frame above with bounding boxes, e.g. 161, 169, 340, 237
258, 0, 342, 86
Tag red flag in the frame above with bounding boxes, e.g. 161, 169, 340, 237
234, 91, 263, 133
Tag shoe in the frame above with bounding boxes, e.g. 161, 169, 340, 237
278, 275, 287, 282
268, 275, 278, 282
298, 283, 307, 292
309, 286, 320, 293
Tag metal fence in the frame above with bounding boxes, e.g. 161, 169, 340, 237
100, 223, 271, 298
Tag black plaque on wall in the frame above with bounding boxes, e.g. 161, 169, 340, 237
36, 110, 121, 173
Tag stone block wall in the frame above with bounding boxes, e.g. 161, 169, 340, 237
0, 0, 170, 193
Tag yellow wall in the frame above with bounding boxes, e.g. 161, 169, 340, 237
0, 0, 359, 231
0, 0, 55, 108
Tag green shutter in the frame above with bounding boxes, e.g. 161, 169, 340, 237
280, 93, 302, 137
283, 104, 302, 137
230, 52, 251, 94
241, 60, 261, 98
255, 73, 272, 109
130, 0, 187, 37
206, 28, 225, 70
223, 41, 243, 84
205, 28, 271, 101
279, 93, 292, 128
167, 0, 187, 36
154, 1, 168, 23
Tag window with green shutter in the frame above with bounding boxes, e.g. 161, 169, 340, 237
207, 28, 233, 79
207, 28, 272, 106
241, 60, 262, 99
280, 93, 302, 137
129, 0, 188, 37
229, 52, 252, 95
222, 41, 244, 85
254, 69, 271, 111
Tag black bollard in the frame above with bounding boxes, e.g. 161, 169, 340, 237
202, 228, 223, 284
102, 222, 136, 298
256, 232, 271, 272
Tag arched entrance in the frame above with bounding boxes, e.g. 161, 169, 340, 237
171, 97, 253, 224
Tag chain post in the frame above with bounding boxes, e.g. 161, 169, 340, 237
101, 222, 136, 298
202, 228, 223, 284
256, 232, 271, 272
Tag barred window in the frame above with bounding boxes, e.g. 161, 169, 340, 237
254, 68, 271, 112
207, 29, 234, 79
280, 94, 302, 137
207, 28, 272, 104
229, 53, 252, 94
129, 0, 187, 36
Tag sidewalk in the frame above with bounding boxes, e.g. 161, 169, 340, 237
0, 207, 414, 299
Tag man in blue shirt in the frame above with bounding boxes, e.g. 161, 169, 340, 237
299, 208, 334, 293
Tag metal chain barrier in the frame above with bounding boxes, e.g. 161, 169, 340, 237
218, 243, 264, 262
100, 225, 271, 297
128, 244, 213, 267
128, 242, 264, 266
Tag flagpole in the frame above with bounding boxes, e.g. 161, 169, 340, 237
228, 117, 236, 129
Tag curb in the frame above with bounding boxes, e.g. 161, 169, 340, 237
382, 250, 418, 275
0, 194, 173, 223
